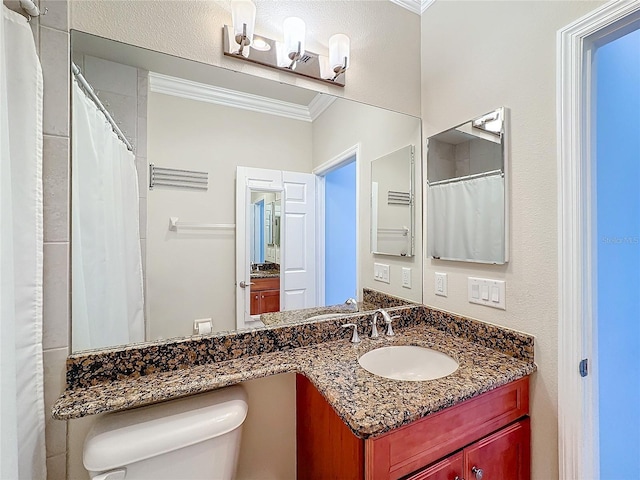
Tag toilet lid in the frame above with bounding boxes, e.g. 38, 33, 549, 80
83, 386, 248, 471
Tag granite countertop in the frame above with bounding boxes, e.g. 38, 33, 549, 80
260, 302, 378, 326
250, 271, 280, 279
52, 309, 535, 439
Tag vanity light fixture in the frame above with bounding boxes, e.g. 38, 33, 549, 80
224, 1, 350, 87
230, 0, 256, 57
283, 17, 306, 69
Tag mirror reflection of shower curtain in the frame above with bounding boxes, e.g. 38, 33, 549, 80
428, 173, 505, 263
72, 80, 144, 351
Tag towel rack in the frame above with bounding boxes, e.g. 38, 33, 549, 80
150, 164, 208, 190
387, 190, 412, 206
377, 227, 409, 236
169, 217, 235, 232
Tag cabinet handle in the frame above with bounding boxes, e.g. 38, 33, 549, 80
471, 466, 484, 480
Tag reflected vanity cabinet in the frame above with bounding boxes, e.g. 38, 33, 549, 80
250, 277, 280, 315
296, 375, 530, 480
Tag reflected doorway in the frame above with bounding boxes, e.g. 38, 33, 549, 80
324, 159, 357, 305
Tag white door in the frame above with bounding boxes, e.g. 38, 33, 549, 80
236, 167, 282, 330
236, 167, 316, 329
282, 171, 316, 311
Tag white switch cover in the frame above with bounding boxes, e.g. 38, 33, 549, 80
435, 272, 448, 297
402, 267, 412, 288
468, 277, 506, 310
374, 263, 390, 284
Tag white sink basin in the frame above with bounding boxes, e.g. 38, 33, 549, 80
358, 346, 459, 381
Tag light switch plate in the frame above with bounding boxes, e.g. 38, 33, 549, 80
435, 272, 448, 297
402, 267, 412, 288
468, 277, 505, 310
374, 263, 390, 284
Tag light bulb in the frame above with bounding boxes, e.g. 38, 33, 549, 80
231, 0, 256, 56
283, 17, 306, 61
329, 33, 350, 73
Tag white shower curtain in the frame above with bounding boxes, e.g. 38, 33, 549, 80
428, 172, 505, 263
72, 81, 144, 351
0, 5, 46, 479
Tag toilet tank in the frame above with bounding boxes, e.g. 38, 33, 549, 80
83, 385, 248, 480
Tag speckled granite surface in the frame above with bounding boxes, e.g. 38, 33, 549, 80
53, 304, 535, 439
260, 302, 376, 326
362, 288, 417, 309
260, 289, 412, 326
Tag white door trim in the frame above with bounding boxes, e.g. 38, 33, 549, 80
235, 166, 282, 330
314, 144, 361, 305
557, 2, 640, 479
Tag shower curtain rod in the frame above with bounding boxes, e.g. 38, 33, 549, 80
19, 0, 40, 18
72, 63, 134, 152
428, 169, 503, 187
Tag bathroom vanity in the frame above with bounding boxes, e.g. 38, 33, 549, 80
249, 277, 280, 315
53, 303, 535, 478
297, 375, 529, 479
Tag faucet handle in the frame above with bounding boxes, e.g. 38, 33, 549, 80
341, 323, 361, 343
385, 315, 400, 337
370, 314, 380, 339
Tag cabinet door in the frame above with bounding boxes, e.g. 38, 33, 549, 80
250, 292, 260, 315
407, 451, 464, 480
464, 419, 530, 480
261, 289, 280, 313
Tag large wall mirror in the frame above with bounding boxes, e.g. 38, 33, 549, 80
70, 31, 423, 353
426, 107, 509, 264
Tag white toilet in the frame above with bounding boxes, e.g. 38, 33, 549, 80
83, 385, 248, 480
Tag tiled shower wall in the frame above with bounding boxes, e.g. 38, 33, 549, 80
3, 0, 72, 478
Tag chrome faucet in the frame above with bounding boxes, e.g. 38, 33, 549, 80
344, 298, 359, 312
374, 309, 398, 336
341, 323, 361, 343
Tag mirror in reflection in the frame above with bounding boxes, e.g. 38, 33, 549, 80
371, 145, 415, 257
426, 107, 509, 264
70, 31, 423, 353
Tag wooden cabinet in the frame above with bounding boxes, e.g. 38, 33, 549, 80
250, 277, 280, 315
296, 375, 530, 480
408, 419, 530, 480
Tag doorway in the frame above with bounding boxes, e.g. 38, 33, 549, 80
324, 158, 357, 305
557, 3, 640, 478
594, 25, 640, 477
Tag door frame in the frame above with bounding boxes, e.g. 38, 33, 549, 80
557, 2, 640, 478
313, 144, 361, 305
236, 166, 283, 330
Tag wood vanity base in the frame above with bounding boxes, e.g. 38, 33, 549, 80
296, 375, 530, 480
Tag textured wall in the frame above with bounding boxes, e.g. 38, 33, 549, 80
69, 0, 421, 117
420, 2, 604, 479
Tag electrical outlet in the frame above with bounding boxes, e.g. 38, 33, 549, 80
435, 272, 448, 297
402, 267, 412, 288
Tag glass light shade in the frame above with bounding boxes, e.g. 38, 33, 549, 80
231, 0, 256, 52
283, 17, 306, 58
329, 33, 350, 71
318, 55, 333, 80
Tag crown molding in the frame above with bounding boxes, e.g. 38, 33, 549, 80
389, 0, 436, 15
389, 0, 421, 15
149, 72, 315, 122
308, 94, 337, 121
421, 0, 436, 14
